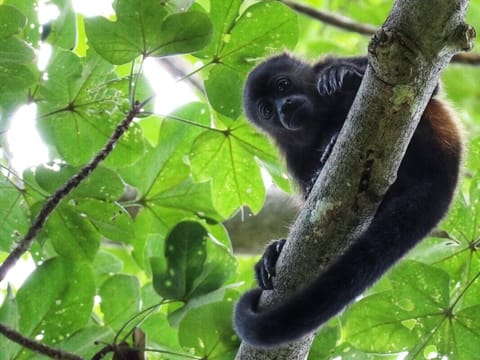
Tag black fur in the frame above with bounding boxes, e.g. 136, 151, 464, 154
234, 54, 462, 347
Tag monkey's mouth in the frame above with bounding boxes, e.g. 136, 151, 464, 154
279, 106, 305, 130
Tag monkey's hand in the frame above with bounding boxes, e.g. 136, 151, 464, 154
254, 239, 286, 290
317, 64, 363, 96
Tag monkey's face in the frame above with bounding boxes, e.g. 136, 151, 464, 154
243, 55, 318, 134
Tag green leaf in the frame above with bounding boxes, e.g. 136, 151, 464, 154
194, 0, 242, 59
134, 179, 223, 261
0, 37, 35, 64
75, 199, 134, 243
205, 65, 243, 119
0, 62, 36, 93
0, 5, 26, 37
43, 0, 76, 49
147, 178, 222, 222
39, 203, 100, 261
38, 49, 145, 166
37, 48, 83, 106
121, 103, 212, 196
85, 1, 167, 65
0, 31, 36, 95
150, 11, 213, 57
344, 261, 450, 354
30, 326, 115, 360
16, 257, 95, 344
0, 176, 29, 252
151, 221, 235, 301
99, 274, 141, 329
190, 123, 271, 217
220, 1, 298, 72
466, 137, 480, 171
85, 0, 213, 64
0, 290, 20, 360
308, 324, 340, 360
450, 306, 480, 359
4, 0, 40, 44
93, 251, 124, 276
35, 164, 125, 201
178, 300, 238, 358
140, 312, 183, 353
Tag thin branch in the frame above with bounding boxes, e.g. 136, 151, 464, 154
279, 0, 377, 35
278, 0, 480, 65
451, 52, 480, 65
0, 322, 84, 360
0, 98, 151, 282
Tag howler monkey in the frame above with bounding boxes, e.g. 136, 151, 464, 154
234, 54, 463, 347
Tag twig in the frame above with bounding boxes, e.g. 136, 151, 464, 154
0, 322, 84, 360
0, 98, 150, 282
279, 0, 377, 35
278, 0, 480, 65
451, 52, 480, 65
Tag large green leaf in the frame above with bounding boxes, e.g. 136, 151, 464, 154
0, 5, 26, 37
38, 202, 100, 261
99, 274, 141, 329
205, 65, 244, 119
0, 290, 20, 360
16, 257, 95, 344
190, 122, 280, 217
85, 0, 213, 64
200, 0, 298, 122
43, 0, 76, 49
195, 0, 242, 59
4, 0, 40, 45
344, 261, 480, 358
219, 1, 298, 72
0, 176, 29, 252
151, 221, 235, 301
30, 326, 115, 360
74, 199, 135, 243
35, 164, 125, 201
134, 179, 223, 258
37, 49, 145, 166
0, 4, 35, 93
121, 103, 212, 197
178, 300, 238, 358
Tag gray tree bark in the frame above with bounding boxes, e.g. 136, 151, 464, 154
235, 0, 475, 359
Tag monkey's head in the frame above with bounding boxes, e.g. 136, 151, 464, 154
243, 54, 325, 149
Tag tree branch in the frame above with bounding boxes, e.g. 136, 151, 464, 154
236, 0, 474, 359
0, 323, 84, 360
0, 99, 150, 282
278, 0, 480, 65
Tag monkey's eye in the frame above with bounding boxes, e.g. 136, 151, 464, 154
258, 101, 274, 120
276, 77, 291, 92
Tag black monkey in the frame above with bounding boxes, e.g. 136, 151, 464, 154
234, 54, 463, 347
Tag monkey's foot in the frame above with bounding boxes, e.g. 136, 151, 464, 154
254, 239, 286, 290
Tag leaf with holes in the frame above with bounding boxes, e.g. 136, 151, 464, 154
16, 258, 95, 344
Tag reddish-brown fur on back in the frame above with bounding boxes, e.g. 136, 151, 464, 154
425, 99, 463, 155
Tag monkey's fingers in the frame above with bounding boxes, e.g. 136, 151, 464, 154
254, 239, 286, 290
